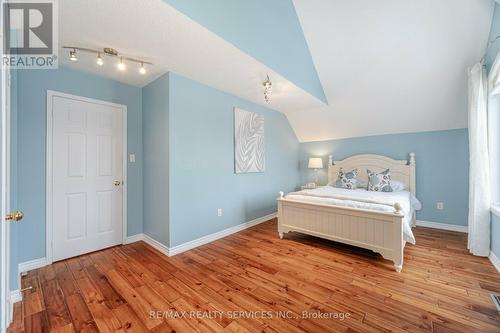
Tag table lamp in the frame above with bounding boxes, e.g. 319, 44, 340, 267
308, 157, 323, 185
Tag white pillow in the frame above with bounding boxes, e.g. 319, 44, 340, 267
391, 180, 407, 191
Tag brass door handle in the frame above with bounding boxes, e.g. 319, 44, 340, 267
6, 211, 23, 222
114, 180, 121, 186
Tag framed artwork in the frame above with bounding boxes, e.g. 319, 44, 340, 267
234, 108, 265, 173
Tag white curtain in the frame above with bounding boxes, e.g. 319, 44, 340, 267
489, 54, 500, 206
467, 62, 491, 257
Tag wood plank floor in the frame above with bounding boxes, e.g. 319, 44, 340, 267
8, 219, 500, 333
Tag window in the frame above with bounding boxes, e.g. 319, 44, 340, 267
489, 88, 500, 211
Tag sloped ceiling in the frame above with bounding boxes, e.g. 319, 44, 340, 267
162, 0, 327, 104
60, 0, 495, 143
58, 0, 325, 113
290, 0, 494, 142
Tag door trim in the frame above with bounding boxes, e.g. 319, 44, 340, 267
46, 90, 128, 264
0, 52, 12, 333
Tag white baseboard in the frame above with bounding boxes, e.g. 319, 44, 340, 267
125, 233, 144, 244
5, 289, 20, 327
11, 257, 49, 306
416, 220, 468, 233
8, 213, 274, 311
10, 290, 22, 304
128, 212, 276, 257
142, 234, 170, 256
9, 257, 44, 308
18, 257, 48, 274
168, 212, 277, 256
489, 251, 500, 273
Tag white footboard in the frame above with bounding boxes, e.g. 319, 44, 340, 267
277, 192, 405, 272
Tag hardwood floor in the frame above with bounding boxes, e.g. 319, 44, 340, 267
8, 219, 500, 332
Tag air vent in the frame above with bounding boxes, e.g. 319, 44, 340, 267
491, 294, 500, 311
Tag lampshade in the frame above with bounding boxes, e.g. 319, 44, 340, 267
308, 157, 323, 169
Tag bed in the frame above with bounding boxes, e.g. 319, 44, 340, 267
277, 153, 418, 272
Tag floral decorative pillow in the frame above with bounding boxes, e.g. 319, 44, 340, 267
367, 169, 393, 192
334, 168, 358, 189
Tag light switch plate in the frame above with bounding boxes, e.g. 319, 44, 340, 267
129, 154, 136, 163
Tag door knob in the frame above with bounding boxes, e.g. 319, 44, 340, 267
114, 180, 121, 186
5, 211, 24, 222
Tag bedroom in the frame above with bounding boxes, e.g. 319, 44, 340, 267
0, 0, 499, 332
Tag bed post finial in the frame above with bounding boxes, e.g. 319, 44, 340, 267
409, 152, 415, 166
328, 155, 333, 166
394, 203, 403, 214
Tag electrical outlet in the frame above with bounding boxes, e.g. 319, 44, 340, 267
436, 202, 444, 210
129, 154, 136, 163
217, 208, 223, 217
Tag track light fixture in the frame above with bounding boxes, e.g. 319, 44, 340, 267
69, 49, 78, 62
63, 46, 152, 75
139, 62, 146, 75
263, 75, 272, 103
96, 52, 103, 66
117, 57, 126, 71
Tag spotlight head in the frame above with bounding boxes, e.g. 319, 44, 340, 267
117, 58, 126, 71
139, 63, 146, 75
69, 49, 78, 62
96, 53, 103, 66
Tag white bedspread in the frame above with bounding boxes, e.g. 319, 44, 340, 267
285, 186, 422, 244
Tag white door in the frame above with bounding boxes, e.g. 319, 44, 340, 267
50, 93, 125, 262
0, 62, 11, 333
1, 70, 23, 331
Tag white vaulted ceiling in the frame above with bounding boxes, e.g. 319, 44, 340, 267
58, 0, 325, 113
290, 0, 494, 141
59, 0, 495, 142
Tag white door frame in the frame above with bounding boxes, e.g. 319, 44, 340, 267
0, 62, 11, 333
1, 0, 12, 327
46, 90, 127, 264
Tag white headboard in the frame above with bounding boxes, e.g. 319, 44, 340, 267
328, 153, 416, 195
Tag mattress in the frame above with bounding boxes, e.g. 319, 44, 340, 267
285, 186, 422, 244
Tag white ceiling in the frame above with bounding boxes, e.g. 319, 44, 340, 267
60, 0, 495, 142
290, 0, 494, 142
58, 0, 325, 113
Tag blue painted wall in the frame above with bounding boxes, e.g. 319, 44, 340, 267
163, 0, 326, 104
300, 129, 469, 226
14, 66, 143, 271
485, 3, 500, 71
168, 72, 300, 246
142, 74, 170, 245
